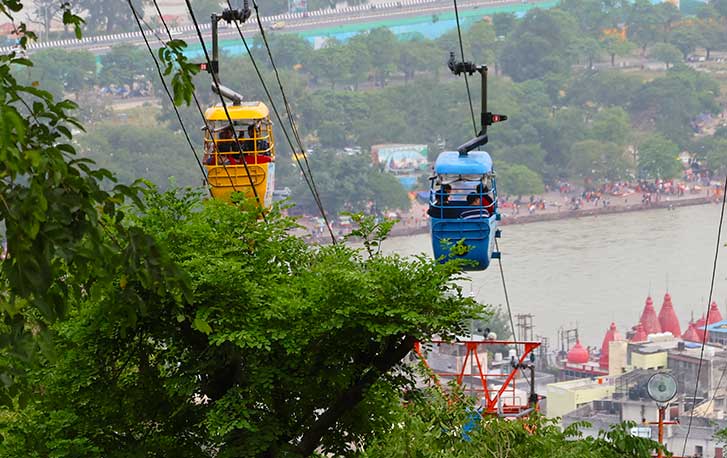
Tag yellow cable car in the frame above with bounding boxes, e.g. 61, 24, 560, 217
202, 101, 276, 207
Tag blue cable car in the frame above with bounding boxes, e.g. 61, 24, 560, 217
428, 151, 500, 270
428, 53, 507, 271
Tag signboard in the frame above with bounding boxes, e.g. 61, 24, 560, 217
629, 427, 652, 439
371, 144, 429, 190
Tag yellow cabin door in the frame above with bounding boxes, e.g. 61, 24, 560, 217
207, 164, 269, 205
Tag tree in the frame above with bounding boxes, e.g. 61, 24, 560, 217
694, 7, 726, 60
76, 0, 148, 34
573, 36, 603, 69
362, 388, 663, 457
705, 139, 727, 175
496, 163, 545, 196
566, 70, 642, 108
499, 143, 547, 173
500, 9, 580, 82
569, 139, 632, 182
631, 66, 720, 146
637, 134, 681, 179
288, 150, 411, 216
28, 0, 64, 40
0, 194, 480, 457
77, 123, 203, 189
264, 33, 314, 70
346, 33, 374, 89
590, 107, 632, 147
99, 44, 153, 87
668, 22, 704, 60
22, 48, 96, 97
365, 28, 400, 87
467, 20, 497, 65
0, 0, 188, 341
649, 42, 682, 69
558, 0, 610, 34
601, 35, 636, 67
626, 0, 666, 55
492, 12, 517, 37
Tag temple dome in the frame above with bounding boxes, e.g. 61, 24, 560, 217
567, 339, 589, 364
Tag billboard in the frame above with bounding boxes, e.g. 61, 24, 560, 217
371, 144, 429, 190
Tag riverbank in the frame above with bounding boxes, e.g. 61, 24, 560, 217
383, 194, 714, 239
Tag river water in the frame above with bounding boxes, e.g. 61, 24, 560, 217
381, 203, 727, 347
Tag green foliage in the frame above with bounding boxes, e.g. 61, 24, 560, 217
99, 44, 153, 87
500, 9, 580, 82
287, 150, 410, 216
75, 0, 147, 34
601, 35, 637, 67
361, 388, 664, 457
0, 188, 483, 457
637, 134, 681, 179
649, 43, 683, 69
77, 122, 203, 189
158, 39, 200, 106
590, 107, 632, 146
569, 139, 632, 183
625, 0, 675, 54
632, 66, 720, 146
14, 48, 96, 98
497, 163, 545, 196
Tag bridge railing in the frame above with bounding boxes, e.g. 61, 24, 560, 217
0, 0, 451, 54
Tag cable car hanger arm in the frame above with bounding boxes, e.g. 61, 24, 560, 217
447, 52, 507, 156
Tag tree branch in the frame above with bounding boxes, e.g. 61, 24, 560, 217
292, 334, 417, 456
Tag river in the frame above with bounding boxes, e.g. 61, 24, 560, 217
381, 202, 727, 347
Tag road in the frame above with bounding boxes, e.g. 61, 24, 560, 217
11, 0, 548, 55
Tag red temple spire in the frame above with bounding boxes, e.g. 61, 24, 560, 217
599, 322, 622, 369
682, 320, 701, 342
708, 301, 723, 324
658, 292, 681, 337
639, 296, 661, 335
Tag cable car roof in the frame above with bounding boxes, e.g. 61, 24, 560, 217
205, 101, 270, 121
434, 151, 493, 175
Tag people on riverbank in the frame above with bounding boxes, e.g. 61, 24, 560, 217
297, 177, 720, 242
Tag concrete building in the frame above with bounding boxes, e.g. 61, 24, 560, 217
546, 377, 616, 418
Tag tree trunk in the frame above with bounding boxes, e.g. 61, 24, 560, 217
707, 48, 711, 60
291, 335, 417, 457
610, 53, 616, 67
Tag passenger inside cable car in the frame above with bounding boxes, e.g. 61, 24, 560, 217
427, 178, 497, 219
203, 122, 274, 166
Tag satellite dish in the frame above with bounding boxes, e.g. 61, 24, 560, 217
647, 373, 677, 404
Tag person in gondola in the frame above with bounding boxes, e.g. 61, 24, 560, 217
217, 126, 236, 153
476, 183, 495, 215
428, 184, 456, 218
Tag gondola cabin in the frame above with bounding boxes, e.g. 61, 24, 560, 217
203, 101, 276, 207
428, 150, 500, 270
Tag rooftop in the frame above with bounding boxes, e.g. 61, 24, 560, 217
705, 319, 727, 335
